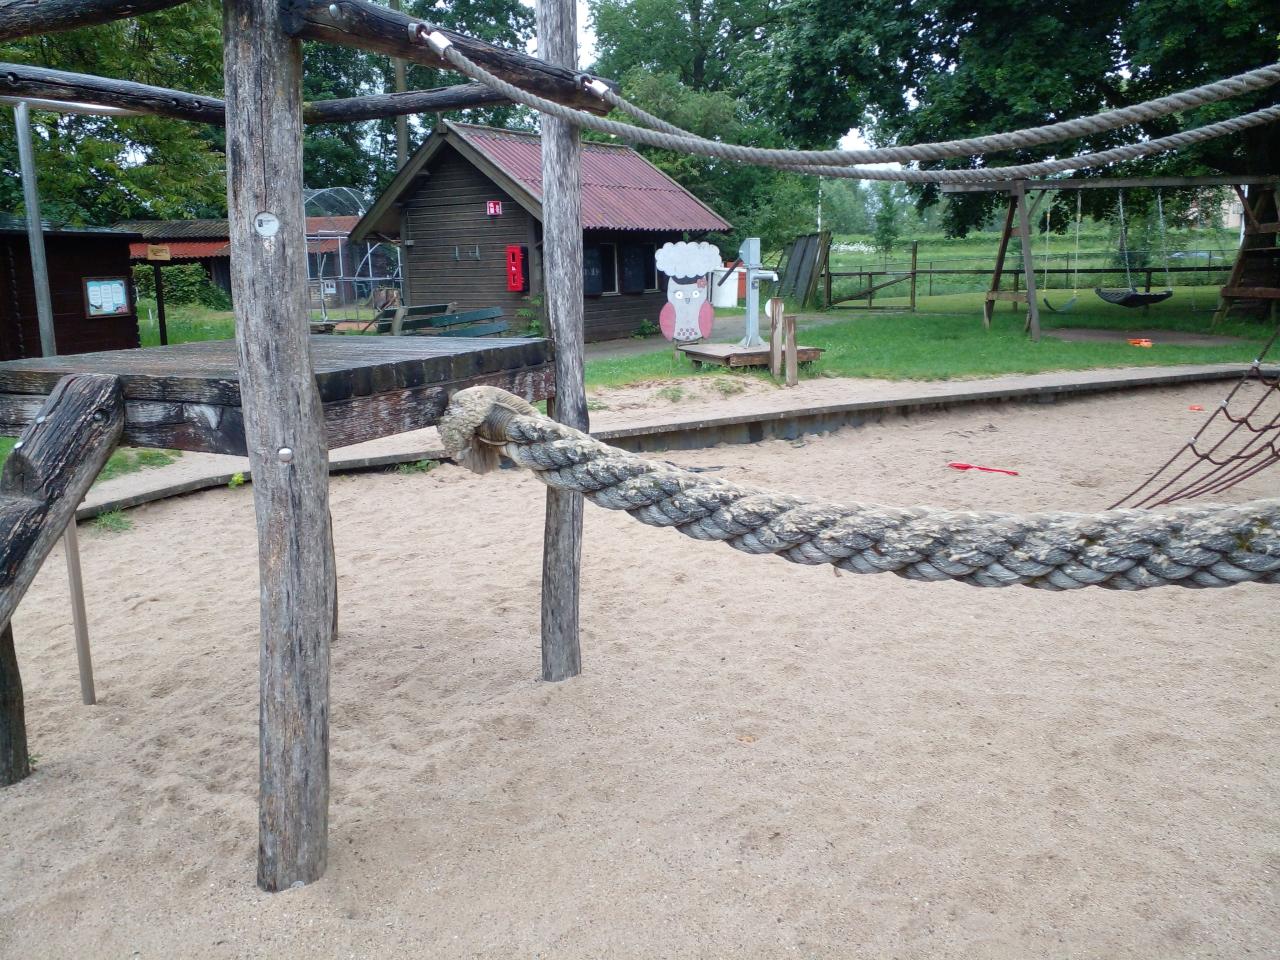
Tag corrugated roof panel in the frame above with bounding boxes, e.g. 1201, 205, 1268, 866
451, 124, 732, 233
128, 240, 231, 260
117, 216, 361, 241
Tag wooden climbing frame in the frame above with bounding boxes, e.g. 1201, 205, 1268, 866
0, 0, 592, 892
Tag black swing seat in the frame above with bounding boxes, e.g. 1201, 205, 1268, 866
1094, 288, 1174, 308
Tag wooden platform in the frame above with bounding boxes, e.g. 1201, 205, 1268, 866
678, 341, 825, 369
0, 336, 555, 455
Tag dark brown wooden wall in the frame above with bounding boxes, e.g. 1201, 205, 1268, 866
581, 228, 671, 342
0, 234, 141, 361
400, 145, 685, 342
400, 145, 535, 319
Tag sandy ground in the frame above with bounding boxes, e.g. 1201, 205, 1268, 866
2, 382, 1277, 959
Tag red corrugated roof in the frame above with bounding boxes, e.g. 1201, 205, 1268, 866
451, 123, 732, 232
128, 240, 230, 260
120, 216, 361, 243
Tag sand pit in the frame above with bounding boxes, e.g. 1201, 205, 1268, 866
1, 382, 1276, 958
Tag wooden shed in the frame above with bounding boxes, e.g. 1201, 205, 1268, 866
0, 218, 142, 361
350, 122, 733, 341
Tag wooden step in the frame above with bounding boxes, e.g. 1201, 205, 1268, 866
985, 291, 1028, 302
1220, 286, 1280, 300
1244, 223, 1280, 236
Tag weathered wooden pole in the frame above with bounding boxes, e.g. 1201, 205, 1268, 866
151, 263, 169, 346
1013, 181, 1042, 341
536, 0, 585, 682
223, 0, 337, 891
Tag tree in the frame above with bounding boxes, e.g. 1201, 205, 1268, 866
588, 0, 817, 252
820, 179, 870, 235
769, 0, 1280, 234
0, 0, 227, 223
871, 183, 899, 256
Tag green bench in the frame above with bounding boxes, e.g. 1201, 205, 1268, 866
372, 304, 508, 338
387, 305, 508, 338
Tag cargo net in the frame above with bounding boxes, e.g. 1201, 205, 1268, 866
1111, 324, 1280, 508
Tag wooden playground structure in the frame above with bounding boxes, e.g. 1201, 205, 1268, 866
0, 0, 598, 892
1, 0, 1278, 903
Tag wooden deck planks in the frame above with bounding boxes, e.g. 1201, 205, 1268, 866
0, 336, 555, 454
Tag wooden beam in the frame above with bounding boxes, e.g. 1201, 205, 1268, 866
942, 175, 1280, 194
223, 0, 336, 892
984, 197, 1017, 328
284, 0, 612, 115
538, 0, 585, 683
306, 81, 506, 123
1, 62, 510, 125
0, 0, 191, 42
1012, 181, 1042, 341
0, 374, 125, 786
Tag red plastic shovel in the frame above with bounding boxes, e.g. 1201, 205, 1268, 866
948, 461, 1019, 476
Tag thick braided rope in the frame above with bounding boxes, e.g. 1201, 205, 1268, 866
439, 387, 1280, 592
419, 28, 1280, 178
780, 106, 1280, 183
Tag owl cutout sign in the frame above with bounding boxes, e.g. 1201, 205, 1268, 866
655, 241, 721, 341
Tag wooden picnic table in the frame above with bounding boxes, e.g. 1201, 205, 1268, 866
0, 335, 555, 455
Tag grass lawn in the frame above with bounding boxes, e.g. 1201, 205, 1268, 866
136, 299, 235, 347
584, 286, 1271, 388
0, 435, 180, 484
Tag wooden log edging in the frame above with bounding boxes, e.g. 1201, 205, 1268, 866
68, 364, 1275, 521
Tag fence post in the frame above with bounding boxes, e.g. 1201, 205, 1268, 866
909, 240, 918, 312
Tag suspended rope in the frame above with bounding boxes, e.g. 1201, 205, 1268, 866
439, 387, 1280, 592
413, 27, 1280, 183
1045, 194, 1082, 313
1095, 191, 1175, 307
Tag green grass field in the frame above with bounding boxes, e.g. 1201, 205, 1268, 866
585, 286, 1269, 387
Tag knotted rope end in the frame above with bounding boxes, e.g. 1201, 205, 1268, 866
440, 386, 539, 475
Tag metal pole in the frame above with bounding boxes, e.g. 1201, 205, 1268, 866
13, 101, 96, 705
15, 103, 57, 357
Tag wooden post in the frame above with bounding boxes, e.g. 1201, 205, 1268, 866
1012, 181, 1042, 341
537, 0, 584, 683
0, 374, 124, 786
767, 297, 784, 378
909, 240, 918, 312
151, 263, 169, 346
784, 315, 798, 387
223, 0, 337, 891
984, 195, 1017, 328
0, 624, 28, 785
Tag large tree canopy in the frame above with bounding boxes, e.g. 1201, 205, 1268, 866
0, 0, 535, 224
770, 0, 1280, 232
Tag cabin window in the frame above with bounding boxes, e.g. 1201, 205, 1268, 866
597, 242, 619, 295
620, 243, 658, 294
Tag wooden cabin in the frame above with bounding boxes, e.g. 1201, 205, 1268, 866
350, 122, 733, 341
0, 218, 142, 361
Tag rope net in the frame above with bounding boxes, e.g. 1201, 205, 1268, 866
1111, 325, 1280, 508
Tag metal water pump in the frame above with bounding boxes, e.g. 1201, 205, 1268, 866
735, 238, 777, 348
